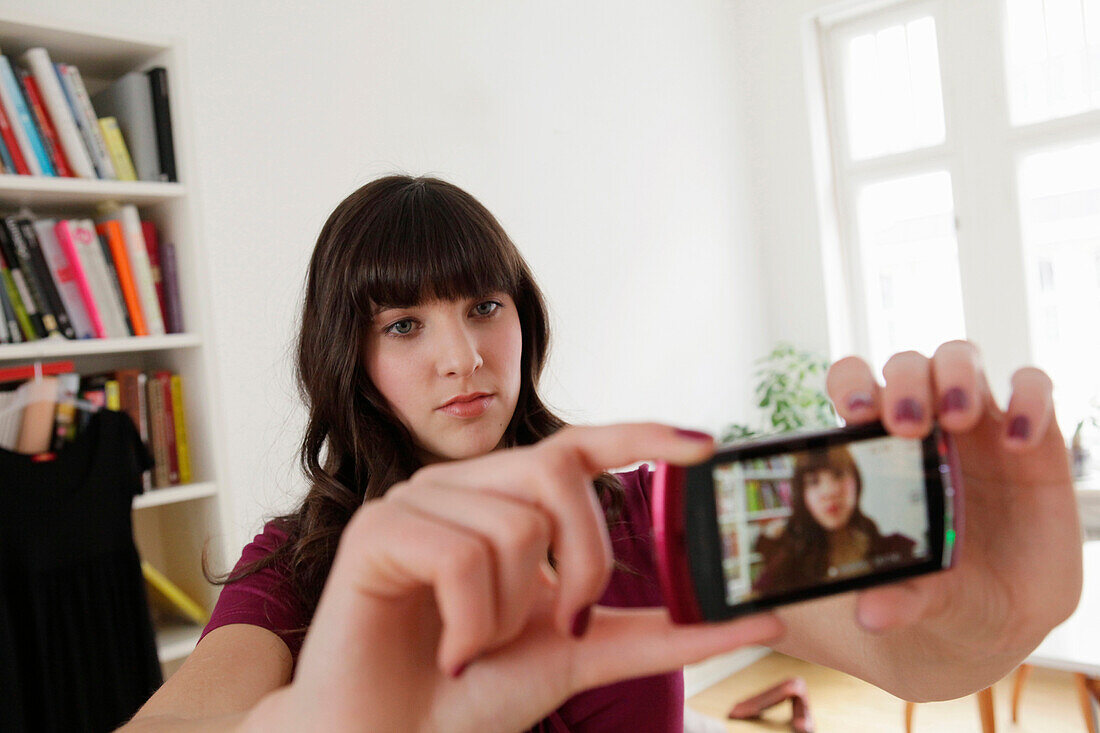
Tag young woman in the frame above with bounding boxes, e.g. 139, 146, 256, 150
751, 445, 917, 596
120, 175, 1082, 732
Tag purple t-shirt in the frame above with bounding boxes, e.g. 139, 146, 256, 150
200, 464, 683, 732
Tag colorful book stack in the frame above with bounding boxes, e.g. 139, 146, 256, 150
745, 479, 793, 513
0, 360, 193, 490
0, 44, 176, 181
0, 206, 184, 343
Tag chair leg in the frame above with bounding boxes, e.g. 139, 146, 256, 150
977, 687, 996, 733
1075, 673, 1098, 733
1011, 664, 1031, 723
904, 701, 915, 733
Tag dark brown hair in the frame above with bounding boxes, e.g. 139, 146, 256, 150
760, 446, 881, 587
207, 175, 624, 642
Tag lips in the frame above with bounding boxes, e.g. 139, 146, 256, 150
440, 392, 492, 408
438, 394, 494, 418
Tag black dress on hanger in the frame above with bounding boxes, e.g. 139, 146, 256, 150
0, 409, 163, 732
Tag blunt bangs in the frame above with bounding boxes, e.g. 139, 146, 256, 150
345, 178, 524, 318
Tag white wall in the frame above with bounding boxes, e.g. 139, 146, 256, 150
7, 0, 768, 553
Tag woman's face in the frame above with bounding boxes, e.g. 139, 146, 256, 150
802, 467, 858, 531
363, 292, 523, 464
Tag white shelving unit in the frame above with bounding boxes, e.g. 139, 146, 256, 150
0, 12, 229, 679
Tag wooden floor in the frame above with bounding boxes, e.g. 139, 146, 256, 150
687, 652, 1087, 733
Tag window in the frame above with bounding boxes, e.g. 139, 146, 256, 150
813, 0, 1100, 436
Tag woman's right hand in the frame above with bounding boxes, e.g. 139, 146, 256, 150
248, 423, 785, 733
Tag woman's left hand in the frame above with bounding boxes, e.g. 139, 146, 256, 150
795, 340, 1083, 700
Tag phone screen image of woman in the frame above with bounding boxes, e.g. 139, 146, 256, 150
712, 436, 931, 606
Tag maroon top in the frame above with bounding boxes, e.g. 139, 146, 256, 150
200, 464, 683, 732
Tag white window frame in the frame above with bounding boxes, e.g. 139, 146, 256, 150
807, 0, 1100, 417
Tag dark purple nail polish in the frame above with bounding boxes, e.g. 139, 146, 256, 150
1008, 415, 1031, 441
940, 387, 968, 413
450, 662, 468, 678
894, 398, 924, 423
675, 428, 712, 442
571, 606, 592, 638
847, 392, 874, 411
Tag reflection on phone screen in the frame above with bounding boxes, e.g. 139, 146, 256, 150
713, 436, 931, 605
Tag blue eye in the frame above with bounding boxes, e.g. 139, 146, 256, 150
388, 319, 415, 335
474, 300, 502, 317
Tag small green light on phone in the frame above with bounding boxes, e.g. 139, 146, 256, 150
946, 529, 956, 546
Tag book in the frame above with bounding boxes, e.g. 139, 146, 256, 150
19, 48, 93, 178
0, 100, 18, 174
92, 227, 134, 336
105, 378, 120, 411
146, 372, 170, 487
0, 283, 10, 342
95, 219, 147, 335
154, 371, 179, 484
141, 560, 209, 625
0, 242, 34, 340
16, 375, 58, 454
65, 218, 128, 338
1, 216, 61, 338
159, 239, 184, 333
96, 203, 164, 335
57, 63, 115, 180
53, 219, 106, 338
141, 221, 167, 324
0, 53, 54, 175
98, 117, 137, 181
0, 386, 21, 448
50, 372, 79, 451
169, 373, 192, 484
17, 68, 74, 177
146, 68, 177, 182
0, 222, 44, 338
0, 359, 74, 383
16, 217, 77, 339
90, 72, 161, 182
32, 219, 95, 339
116, 368, 153, 492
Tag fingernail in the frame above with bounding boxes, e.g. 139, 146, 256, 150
675, 428, 712, 442
571, 606, 592, 638
940, 387, 968, 414
1008, 415, 1030, 441
894, 398, 923, 423
450, 661, 468, 678
847, 391, 874, 411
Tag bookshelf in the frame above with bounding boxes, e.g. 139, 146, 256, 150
0, 12, 229, 678
715, 460, 794, 599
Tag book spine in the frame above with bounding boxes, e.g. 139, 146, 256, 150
0, 55, 53, 175
157, 371, 179, 484
146, 68, 177, 182
17, 218, 76, 339
0, 263, 33, 341
141, 221, 167, 322
3, 216, 59, 337
33, 219, 94, 339
22, 49, 96, 179
104, 204, 164, 335
17, 69, 74, 177
95, 220, 147, 335
53, 220, 106, 338
105, 378, 120, 411
0, 222, 44, 338
50, 372, 79, 451
146, 373, 170, 487
59, 64, 115, 180
0, 95, 19, 173
98, 117, 137, 181
137, 371, 151, 491
159, 240, 184, 333
71, 218, 127, 337
169, 373, 191, 484
93, 228, 134, 336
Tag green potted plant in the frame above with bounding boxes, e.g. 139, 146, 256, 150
721, 342, 839, 442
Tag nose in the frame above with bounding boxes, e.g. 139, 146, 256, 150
436, 321, 484, 378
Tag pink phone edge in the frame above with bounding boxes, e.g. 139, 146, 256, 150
652, 461, 704, 623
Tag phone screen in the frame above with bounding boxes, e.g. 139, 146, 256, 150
712, 435, 932, 606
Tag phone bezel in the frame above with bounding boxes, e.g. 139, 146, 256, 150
679, 422, 956, 621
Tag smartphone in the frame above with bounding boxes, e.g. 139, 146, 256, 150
652, 421, 962, 623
